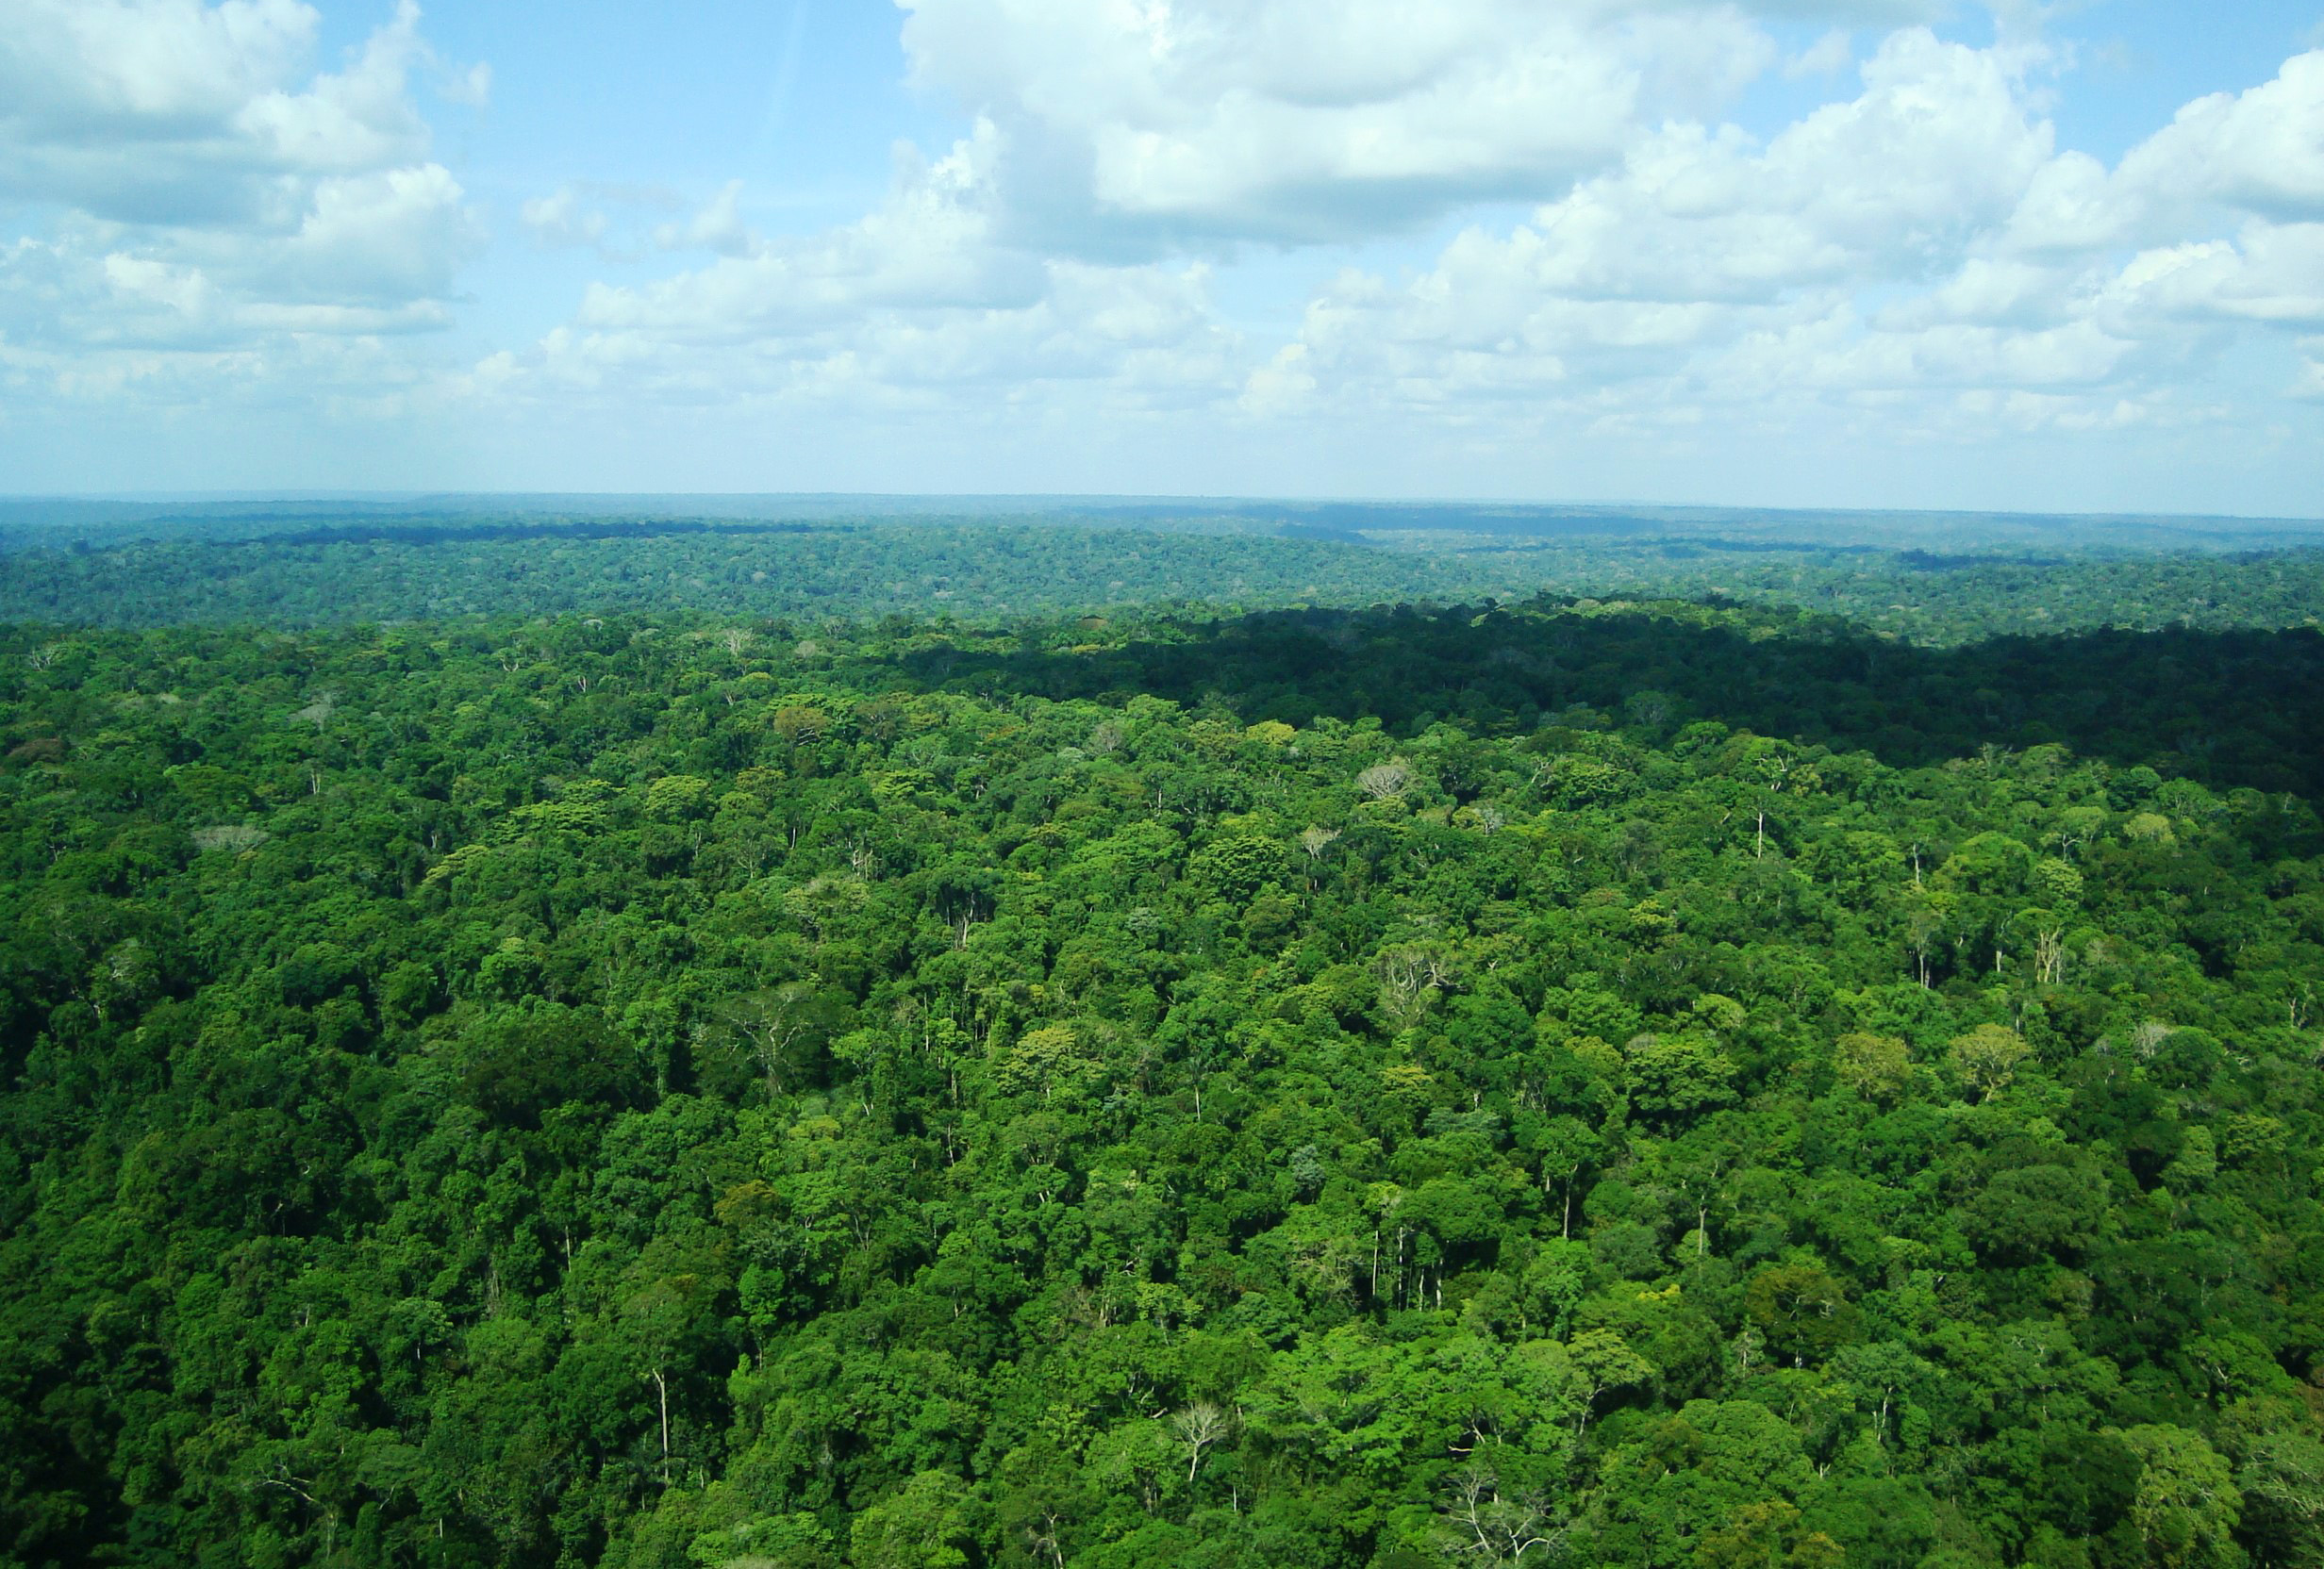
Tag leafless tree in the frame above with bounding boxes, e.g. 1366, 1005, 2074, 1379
720, 982, 823, 1094
290, 692, 338, 732
192, 825, 271, 853
1436, 1462, 1565, 1565
1376, 944, 1455, 1027
1357, 761, 1410, 801
1170, 1402, 1232, 1485
1023, 1510, 1068, 1569
2032, 922, 2067, 984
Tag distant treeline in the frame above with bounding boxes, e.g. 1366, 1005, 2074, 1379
3, 515, 2322, 649
219, 518, 822, 549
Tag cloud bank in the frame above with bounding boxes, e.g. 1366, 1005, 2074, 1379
0, 0, 480, 412
1, 0, 2318, 506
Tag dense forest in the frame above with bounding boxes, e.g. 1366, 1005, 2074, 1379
5, 531, 2324, 1568
4, 510, 2322, 648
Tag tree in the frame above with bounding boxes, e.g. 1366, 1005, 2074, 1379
2117, 1425, 2243, 1569
1568, 1329, 1654, 1435
990, 1024, 1093, 1102
1436, 1459, 1565, 1566
1744, 1264, 1858, 1367
1624, 1032, 1738, 1122
1357, 761, 1411, 801
1170, 1402, 1231, 1488
1695, 1500, 1843, 1569
1832, 1032, 1911, 1103
771, 704, 829, 744
850, 1471, 974, 1569
618, 1267, 716, 1483
10, 579, 2324, 1569
1948, 1023, 2030, 1099
2232, 1421, 2324, 1569
1963, 1164, 2106, 1261
718, 982, 837, 1096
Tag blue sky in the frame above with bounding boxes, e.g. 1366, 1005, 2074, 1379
2, 0, 2320, 515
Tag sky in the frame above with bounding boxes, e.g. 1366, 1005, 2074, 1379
2, 0, 2321, 515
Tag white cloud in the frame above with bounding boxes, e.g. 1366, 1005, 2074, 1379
0, 0, 440, 222
1784, 29, 1855, 78
897, 0, 1790, 247
271, 163, 475, 303
2116, 51, 2324, 221
572, 124, 1037, 345
231, 3, 436, 175
1718, 309, 2140, 397
1202, 25, 2324, 463
8, 0, 2315, 504
520, 183, 701, 263
472, 9, 2323, 498
0, 0, 480, 388
522, 187, 611, 250
490, 123, 1242, 421
2000, 150, 2127, 255
506, 253, 1237, 420
438, 59, 490, 108
652, 182, 758, 259
0, 0, 319, 147
1876, 256, 2071, 329
1237, 341, 1317, 415
2293, 337, 2324, 399
1240, 31, 2066, 417
2098, 223, 2324, 330
2001, 51, 2324, 256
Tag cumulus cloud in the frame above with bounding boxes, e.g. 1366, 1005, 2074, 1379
500, 124, 1238, 416
506, 256, 1237, 420
8, 0, 2310, 496
1784, 30, 1856, 79
651, 182, 758, 259
2099, 223, 2324, 331
2294, 339, 2324, 399
0, 0, 480, 386
2116, 51, 2324, 222
1236, 31, 2075, 418
573, 124, 1037, 344
521, 181, 772, 265
2003, 50, 2324, 255
466, 5, 2323, 492
1207, 26, 2324, 451
896, 0, 1797, 248
493, 2, 1999, 423
519, 183, 724, 265
522, 187, 613, 251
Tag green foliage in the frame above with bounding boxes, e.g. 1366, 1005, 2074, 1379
1949, 1024, 2032, 1099
0, 586, 2320, 1569
1832, 1032, 1913, 1103
7, 509, 2324, 652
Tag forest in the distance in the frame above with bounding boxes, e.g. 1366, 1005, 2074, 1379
4, 507, 2324, 1569
4, 502, 2322, 647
